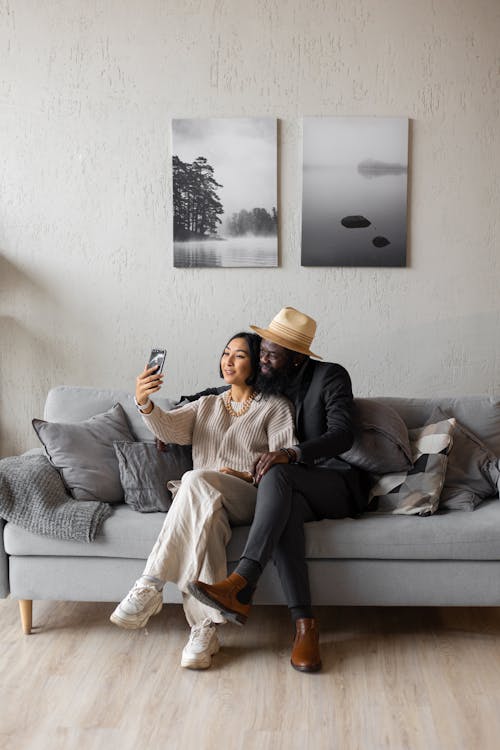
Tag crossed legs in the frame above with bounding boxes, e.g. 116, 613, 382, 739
188, 464, 356, 671
243, 464, 354, 607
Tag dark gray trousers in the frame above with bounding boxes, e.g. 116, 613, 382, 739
241, 464, 358, 608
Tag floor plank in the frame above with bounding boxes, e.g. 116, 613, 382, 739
2, 599, 500, 749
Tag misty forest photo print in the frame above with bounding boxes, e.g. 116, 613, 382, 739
172, 118, 278, 268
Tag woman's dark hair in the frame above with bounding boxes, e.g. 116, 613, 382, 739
219, 332, 261, 386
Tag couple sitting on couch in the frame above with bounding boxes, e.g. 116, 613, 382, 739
110, 306, 369, 673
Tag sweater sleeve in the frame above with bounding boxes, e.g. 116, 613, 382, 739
141, 399, 199, 445
265, 397, 297, 452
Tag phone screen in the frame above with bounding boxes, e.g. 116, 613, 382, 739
147, 348, 167, 375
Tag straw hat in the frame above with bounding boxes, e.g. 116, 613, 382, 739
250, 307, 322, 359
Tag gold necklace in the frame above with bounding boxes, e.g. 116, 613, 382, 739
224, 389, 256, 418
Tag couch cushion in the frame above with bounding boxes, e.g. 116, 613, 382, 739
32, 404, 134, 503
298, 499, 500, 561
44, 386, 178, 442
5, 499, 500, 562
375, 396, 500, 456
4, 505, 167, 558
44, 389, 500, 455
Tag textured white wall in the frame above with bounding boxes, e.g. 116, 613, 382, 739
1, 0, 499, 455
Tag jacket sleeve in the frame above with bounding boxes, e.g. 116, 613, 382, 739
297, 364, 355, 466
265, 398, 298, 452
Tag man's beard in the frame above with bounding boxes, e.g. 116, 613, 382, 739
255, 359, 298, 396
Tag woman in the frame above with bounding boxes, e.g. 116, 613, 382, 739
110, 332, 296, 670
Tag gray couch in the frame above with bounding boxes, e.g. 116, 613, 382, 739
2, 386, 500, 635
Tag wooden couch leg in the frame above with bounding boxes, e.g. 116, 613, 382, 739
19, 600, 33, 635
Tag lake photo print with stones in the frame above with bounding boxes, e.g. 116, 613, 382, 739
301, 116, 409, 267
172, 117, 278, 268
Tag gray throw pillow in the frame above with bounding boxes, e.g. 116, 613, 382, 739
114, 441, 193, 513
32, 403, 135, 503
438, 490, 483, 512
340, 399, 413, 473
369, 417, 456, 516
428, 406, 499, 511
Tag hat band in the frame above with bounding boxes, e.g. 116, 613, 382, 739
269, 320, 314, 347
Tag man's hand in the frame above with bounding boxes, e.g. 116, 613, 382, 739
219, 467, 254, 484
253, 450, 290, 484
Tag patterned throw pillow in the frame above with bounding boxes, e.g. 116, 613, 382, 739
369, 418, 456, 516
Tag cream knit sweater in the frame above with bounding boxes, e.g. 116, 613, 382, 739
142, 393, 296, 475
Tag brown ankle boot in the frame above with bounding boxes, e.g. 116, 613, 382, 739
187, 572, 253, 626
290, 618, 322, 673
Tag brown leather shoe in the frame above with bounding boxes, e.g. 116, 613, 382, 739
187, 572, 253, 626
290, 618, 322, 673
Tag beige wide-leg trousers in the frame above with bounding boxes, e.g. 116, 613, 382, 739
142, 468, 257, 626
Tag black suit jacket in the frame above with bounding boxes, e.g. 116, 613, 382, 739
287, 359, 355, 470
288, 360, 369, 512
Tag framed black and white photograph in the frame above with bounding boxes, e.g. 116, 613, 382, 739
301, 117, 409, 267
172, 118, 278, 268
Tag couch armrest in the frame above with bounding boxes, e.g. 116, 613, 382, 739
0, 519, 9, 598
0, 448, 43, 598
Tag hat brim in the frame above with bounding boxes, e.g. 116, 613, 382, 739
250, 325, 322, 359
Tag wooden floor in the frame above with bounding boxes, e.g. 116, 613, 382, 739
2, 600, 500, 750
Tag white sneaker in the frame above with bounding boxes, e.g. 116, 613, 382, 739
110, 578, 163, 629
181, 619, 220, 670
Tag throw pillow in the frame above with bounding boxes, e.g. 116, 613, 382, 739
369, 417, 456, 516
437, 490, 483, 512
340, 399, 413, 473
32, 403, 135, 503
428, 406, 499, 511
113, 441, 193, 513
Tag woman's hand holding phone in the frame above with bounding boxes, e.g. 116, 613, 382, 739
135, 348, 167, 413
136, 365, 164, 407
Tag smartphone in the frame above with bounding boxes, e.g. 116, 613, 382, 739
146, 348, 167, 376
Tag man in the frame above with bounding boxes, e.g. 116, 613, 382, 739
188, 307, 370, 672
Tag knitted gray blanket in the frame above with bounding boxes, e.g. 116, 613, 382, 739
0, 454, 112, 542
